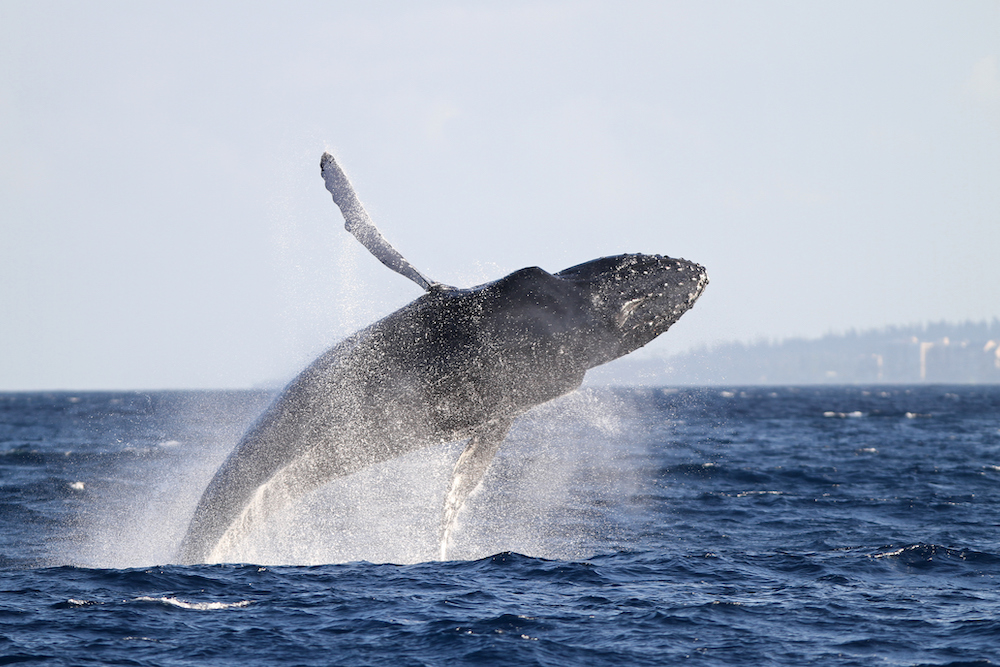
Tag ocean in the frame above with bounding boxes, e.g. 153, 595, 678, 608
1, 385, 999, 666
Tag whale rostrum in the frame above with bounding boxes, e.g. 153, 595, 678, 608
177, 153, 708, 564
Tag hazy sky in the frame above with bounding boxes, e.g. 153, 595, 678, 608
2, 1, 998, 390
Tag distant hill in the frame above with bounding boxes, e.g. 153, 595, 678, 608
587, 320, 1000, 386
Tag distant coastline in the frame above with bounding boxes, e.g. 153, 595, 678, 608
588, 320, 1000, 386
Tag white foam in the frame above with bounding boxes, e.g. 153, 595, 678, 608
133, 596, 251, 611
871, 547, 905, 559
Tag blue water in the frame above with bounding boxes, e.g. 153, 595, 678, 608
2, 386, 999, 666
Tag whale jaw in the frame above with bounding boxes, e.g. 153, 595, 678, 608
556, 253, 708, 363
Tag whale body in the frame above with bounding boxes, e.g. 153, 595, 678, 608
177, 156, 708, 564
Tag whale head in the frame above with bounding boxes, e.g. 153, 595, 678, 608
556, 253, 708, 364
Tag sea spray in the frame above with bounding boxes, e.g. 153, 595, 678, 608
65, 387, 652, 567
64, 391, 271, 569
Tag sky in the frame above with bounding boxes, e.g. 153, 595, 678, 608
1, 1, 998, 390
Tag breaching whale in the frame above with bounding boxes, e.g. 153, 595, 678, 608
177, 153, 708, 564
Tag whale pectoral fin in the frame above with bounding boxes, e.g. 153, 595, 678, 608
320, 152, 446, 292
438, 420, 512, 560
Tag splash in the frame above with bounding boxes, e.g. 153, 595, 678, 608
67, 387, 645, 567
64, 392, 269, 569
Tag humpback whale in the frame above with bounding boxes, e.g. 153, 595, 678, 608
177, 153, 708, 564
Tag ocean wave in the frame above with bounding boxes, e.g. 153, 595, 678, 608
55, 596, 252, 611
870, 543, 1000, 568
